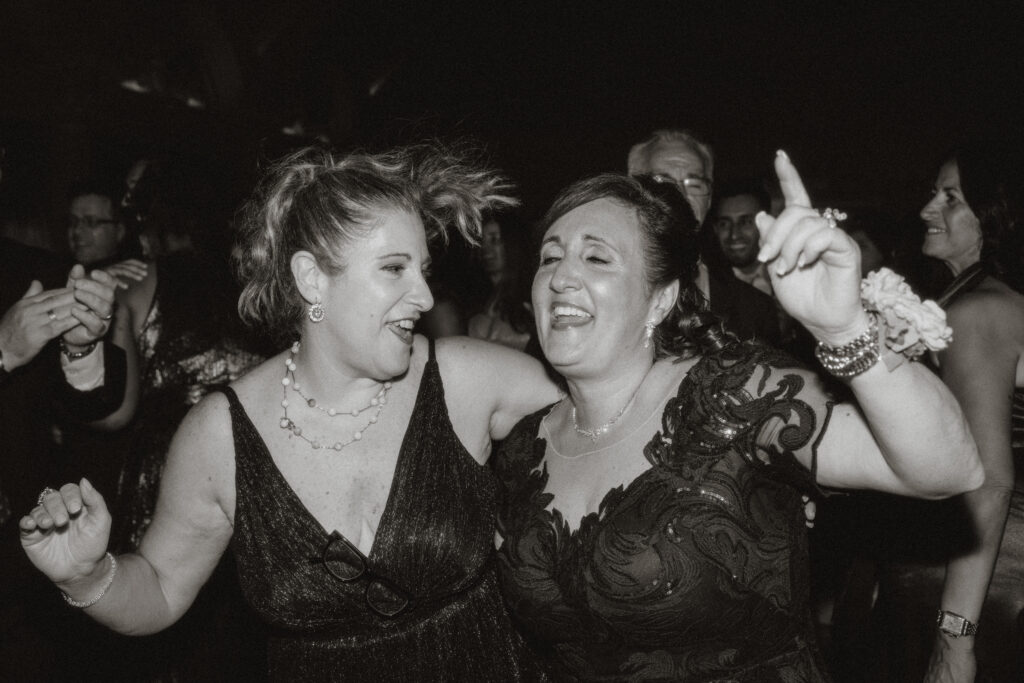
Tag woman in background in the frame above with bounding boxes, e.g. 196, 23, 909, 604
914, 145, 1024, 683
467, 211, 536, 352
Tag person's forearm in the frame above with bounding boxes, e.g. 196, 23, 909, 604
848, 360, 982, 498
58, 551, 179, 635
940, 485, 1013, 621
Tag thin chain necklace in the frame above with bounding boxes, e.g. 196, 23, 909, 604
279, 341, 392, 451
545, 395, 664, 459
570, 363, 654, 443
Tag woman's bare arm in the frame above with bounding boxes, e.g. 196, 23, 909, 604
20, 392, 235, 634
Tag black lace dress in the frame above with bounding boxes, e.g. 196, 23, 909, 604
495, 343, 835, 682
219, 340, 550, 682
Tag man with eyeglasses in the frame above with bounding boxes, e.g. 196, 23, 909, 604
627, 130, 781, 344
68, 185, 126, 267
1, 141, 128, 680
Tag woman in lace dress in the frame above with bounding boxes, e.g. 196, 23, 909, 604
493, 153, 984, 682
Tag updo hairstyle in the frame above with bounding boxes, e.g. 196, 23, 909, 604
536, 173, 732, 359
234, 142, 516, 343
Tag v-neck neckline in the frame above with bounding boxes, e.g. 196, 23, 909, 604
230, 353, 432, 565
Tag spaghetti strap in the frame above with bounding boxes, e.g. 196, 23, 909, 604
207, 384, 240, 406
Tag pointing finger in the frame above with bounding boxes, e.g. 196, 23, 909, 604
775, 150, 812, 209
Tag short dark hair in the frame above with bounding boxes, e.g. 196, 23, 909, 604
67, 180, 123, 224
711, 178, 771, 215
537, 173, 732, 358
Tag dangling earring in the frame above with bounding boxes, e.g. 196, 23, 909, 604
643, 319, 656, 349
308, 298, 325, 323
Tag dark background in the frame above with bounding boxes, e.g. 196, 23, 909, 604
2, 1, 1023, 252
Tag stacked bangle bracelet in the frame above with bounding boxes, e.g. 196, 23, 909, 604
59, 338, 98, 361
62, 552, 117, 608
814, 314, 881, 379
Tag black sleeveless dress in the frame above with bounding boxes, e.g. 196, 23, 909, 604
495, 343, 835, 682
218, 340, 549, 682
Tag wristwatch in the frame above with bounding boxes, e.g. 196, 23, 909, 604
937, 609, 978, 637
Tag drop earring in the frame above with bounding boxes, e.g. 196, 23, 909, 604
308, 298, 325, 323
643, 319, 656, 349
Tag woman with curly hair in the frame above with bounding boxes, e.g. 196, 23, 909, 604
19, 143, 560, 681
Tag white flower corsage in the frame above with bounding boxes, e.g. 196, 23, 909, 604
860, 267, 953, 368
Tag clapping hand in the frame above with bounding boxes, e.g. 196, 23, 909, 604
20, 479, 112, 589
61, 265, 118, 349
0, 281, 79, 370
754, 151, 869, 346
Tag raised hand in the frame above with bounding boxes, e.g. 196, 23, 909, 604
62, 265, 118, 349
19, 479, 112, 588
754, 150, 869, 345
0, 280, 80, 370
103, 259, 148, 289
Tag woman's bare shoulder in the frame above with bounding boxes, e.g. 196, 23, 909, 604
948, 279, 1024, 333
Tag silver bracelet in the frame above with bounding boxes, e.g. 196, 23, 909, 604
59, 338, 98, 361
62, 552, 117, 608
814, 314, 881, 379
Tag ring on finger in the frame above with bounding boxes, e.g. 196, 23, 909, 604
37, 487, 58, 507
47, 310, 57, 322
820, 207, 848, 229
101, 312, 113, 321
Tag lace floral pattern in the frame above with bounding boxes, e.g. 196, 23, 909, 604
495, 343, 835, 682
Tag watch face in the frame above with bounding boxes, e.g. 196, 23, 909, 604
939, 613, 965, 634
938, 610, 980, 637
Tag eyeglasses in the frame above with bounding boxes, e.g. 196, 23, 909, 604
651, 173, 713, 197
316, 530, 413, 617
68, 215, 118, 230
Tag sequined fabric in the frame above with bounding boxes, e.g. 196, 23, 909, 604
113, 254, 262, 551
221, 339, 550, 682
495, 343, 835, 682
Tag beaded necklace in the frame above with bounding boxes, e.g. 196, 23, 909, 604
278, 341, 392, 451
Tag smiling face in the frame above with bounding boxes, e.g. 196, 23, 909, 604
712, 193, 762, 270
315, 207, 434, 380
68, 193, 124, 266
920, 160, 983, 275
533, 198, 661, 379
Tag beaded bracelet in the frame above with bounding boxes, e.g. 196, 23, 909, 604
59, 338, 98, 361
814, 314, 881, 379
62, 552, 117, 608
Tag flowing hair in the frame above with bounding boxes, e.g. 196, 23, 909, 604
233, 142, 517, 344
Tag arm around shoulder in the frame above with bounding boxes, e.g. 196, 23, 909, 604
436, 336, 561, 442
